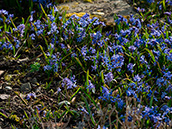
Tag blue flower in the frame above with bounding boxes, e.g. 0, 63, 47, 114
81, 45, 87, 57
44, 65, 52, 71
0, 9, 8, 15
102, 86, 109, 97
61, 77, 76, 89
48, 22, 59, 35
87, 80, 95, 92
139, 55, 148, 64
128, 45, 136, 52
133, 74, 141, 82
26, 93, 36, 101
104, 72, 114, 84
30, 33, 36, 40
167, 53, 172, 61
147, 0, 155, 4
127, 63, 134, 73
57, 87, 61, 94
111, 54, 124, 70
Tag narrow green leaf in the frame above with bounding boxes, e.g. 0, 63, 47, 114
144, 48, 155, 62
81, 88, 98, 108
86, 69, 89, 92
74, 57, 85, 72
82, 95, 96, 125
39, 45, 48, 60
69, 87, 81, 101
149, 89, 156, 107
0, 111, 8, 118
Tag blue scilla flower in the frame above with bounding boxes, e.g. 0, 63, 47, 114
147, 0, 155, 4
139, 55, 148, 65
156, 77, 165, 87
97, 125, 107, 129
167, 52, 172, 61
30, 33, 36, 40
91, 31, 102, 44
61, 77, 76, 89
57, 87, 61, 94
89, 47, 96, 54
47, 22, 59, 35
0, 9, 8, 15
13, 24, 25, 36
81, 45, 87, 57
150, 29, 161, 37
127, 63, 134, 73
104, 72, 114, 84
44, 65, 52, 71
87, 80, 95, 92
133, 74, 141, 82
26, 93, 36, 101
128, 45, 136, 52
115, 15, 128, 25
34, 20, 41, 29
111, 54, 124, 70
78, 18, 89, 28
32, 0, 50, 7
102, 86, 109, 97
126, 88, 137, 98
47, 14, 55, 22
112, 45, 124, 54
91, 64, 98, 71
166, 84, 172, 91
133, 19, 142, 29
163, 71, 172, 80
81, 13, 90, 20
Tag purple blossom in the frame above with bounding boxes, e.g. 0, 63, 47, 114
61, 77, 76, 89
81, 45, 87, 57
44, 65, 52, 71
104, 72, 114, 84
57, 87, 61, 94
133, 74, 141, 82
127, 63, 134, 73
0, 9, 8, 15
111, 54, 124, 71
48, 22, 59, 35
30, 33, 35, 40
140, 55, 148, 64
26, 93, 36, 100
164, 12, 171, 16
87, 80, 95, 92
129, 45, 136, 52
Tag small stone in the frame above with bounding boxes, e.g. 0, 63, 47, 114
92, 12, 105, 16
0, 94, 10, 100
5, 86, 12, 90
21, 82, 31, 93
0, 70, 5, 77
31, 77, 37, 84
35, 87, 41, 93
97, 9, 103, 12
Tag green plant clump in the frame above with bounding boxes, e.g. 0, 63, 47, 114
0, 0, 172, 128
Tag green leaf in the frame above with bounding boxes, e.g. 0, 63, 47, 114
69, 87, 81, 101
0, 111, 8, 118
39, 45, 48, 60
149, 89, 156, 107
81, 88, 98, 108
144, 48, 155, 62
74, 57, 85, 72
82, 95, 96, 125
86, 69, 89, 92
